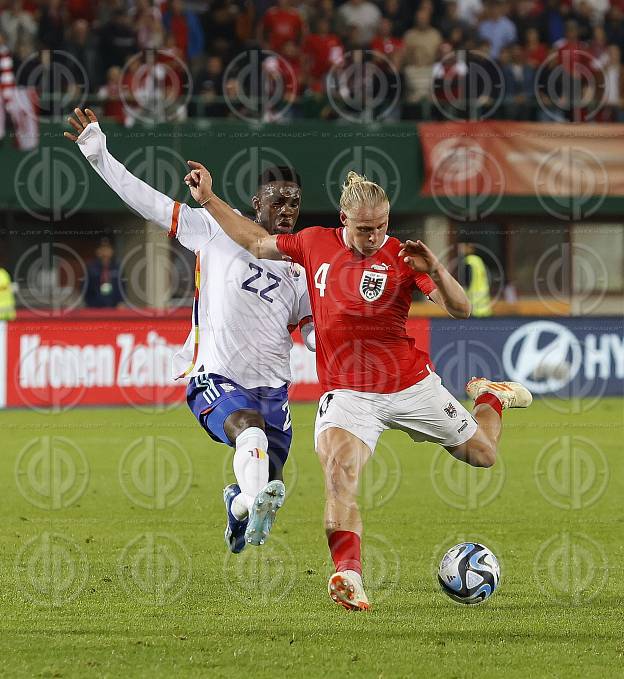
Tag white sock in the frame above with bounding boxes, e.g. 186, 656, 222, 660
232, 427, 269, 515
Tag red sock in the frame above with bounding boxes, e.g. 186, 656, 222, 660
475, 392, 503, 418
328, 530, 361, 575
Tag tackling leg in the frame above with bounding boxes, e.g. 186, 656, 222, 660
317, 426, 371, 611
446, 378, 533, 468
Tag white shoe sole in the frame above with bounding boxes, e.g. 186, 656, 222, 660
244, 480, 285, 546
328, 572, 370, 611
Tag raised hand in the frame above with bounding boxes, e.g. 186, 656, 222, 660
184, 160, 214, 206
64, 107, 98, 142
398, 239, 441, 274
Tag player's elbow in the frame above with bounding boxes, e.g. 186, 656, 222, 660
450, 302, 471, 319
457, 302, 472, 319
249, 237, 265, 259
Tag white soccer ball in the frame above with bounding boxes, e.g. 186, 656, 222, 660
438, 542, 500, 605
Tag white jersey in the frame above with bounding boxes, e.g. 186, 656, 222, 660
77, 122, 312, 389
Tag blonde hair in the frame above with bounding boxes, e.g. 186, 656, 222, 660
339, 171, 389, 217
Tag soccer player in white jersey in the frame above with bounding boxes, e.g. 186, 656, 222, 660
64, 108, 315, 553
183, 163, 533, 611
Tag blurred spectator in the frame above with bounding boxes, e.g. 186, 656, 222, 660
571, 0, 593, 42
403, 7, 442, 67
535, 47, 566, 120
97, 66, 126, 124
99, 9, 138, 73
590, 26, 609, 69
467, 40, 505, 114
65, 19, 100, 94
500, 44, 535, 118
12, 37, 38, 84
525, 26, 548, 68
315, 0, 337, 26
0, 266, 16, 320
604, 6, 624, 50
456, 0, 484, 26
381, 0, 412, 36
509, 0, 539, 44
603, 45, 623, 121
66, 0, 94, 23
162, 0, 205, 62
457, 242, 492, 317
259, 0, 305, 53
432, 42, 467, 110
85, 237, 124, 309
277, 40, 303, 100
554, 20, 591, 74
302, 17, 343, 93
438, 0, 473, 43
539, 0, 566, 45
296, 0, 319, 25
571, 0, 610, 26
478, 0, 517, 59
403, 6, 442, 103
191, 54, 227, 117
38, 0, 67, 51
371, 18, 404, 69
336, 0, 382, 47
0, 0, 37, 52
132, 0, 165, 50
204, 0, 243, 60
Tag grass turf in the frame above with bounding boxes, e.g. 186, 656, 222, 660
0, 399, 622, 678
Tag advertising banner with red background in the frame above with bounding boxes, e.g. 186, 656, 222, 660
419, 121, 624, 197
0, 310, 431, 409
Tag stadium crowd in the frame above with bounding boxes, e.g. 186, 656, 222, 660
0, 0, 623, 123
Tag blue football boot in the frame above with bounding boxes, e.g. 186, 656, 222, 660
223, 483, 248, 554
244, 480, 286, 546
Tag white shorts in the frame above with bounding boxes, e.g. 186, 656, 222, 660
314, 372, 478, 454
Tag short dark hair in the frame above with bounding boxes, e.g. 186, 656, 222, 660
257, 165, 302, 190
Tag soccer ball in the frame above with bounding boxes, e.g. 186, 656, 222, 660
438, 542, 500, 605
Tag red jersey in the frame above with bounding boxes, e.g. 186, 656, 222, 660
263, 7, 304, 52
371, 36, 403, 58
303, 33, 344, 79
276, 227, 436, 394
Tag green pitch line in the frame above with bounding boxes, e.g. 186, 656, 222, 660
0, 400, 622, 679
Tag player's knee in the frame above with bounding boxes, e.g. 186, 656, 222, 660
324, 453, 359, 494
224, 410, 265, 441
470, 442, 496, 468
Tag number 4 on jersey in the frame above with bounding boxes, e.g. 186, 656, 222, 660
314, 263, 330, 297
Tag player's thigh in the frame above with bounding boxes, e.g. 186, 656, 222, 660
444, 426, 496, 467
186, 374, 262, 445
387, 373, 477, 448
315, 390, 385, 459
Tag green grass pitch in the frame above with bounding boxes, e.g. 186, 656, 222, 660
0, 399, 622, 678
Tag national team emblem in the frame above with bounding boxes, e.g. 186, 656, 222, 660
359, 271, 387, 302
444, 401, 458, 418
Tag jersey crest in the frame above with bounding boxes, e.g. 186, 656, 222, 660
360, 270, 387, 302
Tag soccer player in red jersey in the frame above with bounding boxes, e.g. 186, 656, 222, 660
185, 164, 533, 611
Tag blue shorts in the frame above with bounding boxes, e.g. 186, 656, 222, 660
186, 373, 292, 477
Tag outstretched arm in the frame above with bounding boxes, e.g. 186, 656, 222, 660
399, 239, 471, 319
65, 108, 177, 231
184, 160, 282, 260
